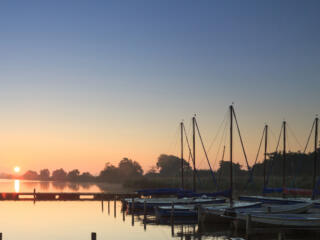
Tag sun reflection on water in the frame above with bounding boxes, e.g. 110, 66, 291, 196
14, 180, 20, 193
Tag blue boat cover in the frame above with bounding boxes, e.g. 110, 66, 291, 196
263, 187, 283, 194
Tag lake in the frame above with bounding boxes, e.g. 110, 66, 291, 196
0, 179, 318, 240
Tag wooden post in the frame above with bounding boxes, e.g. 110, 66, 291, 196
108, 200, 110, 215
197, 206, 202, 225
91, 232, 96, 240
114, 197, 116, 218
132, 197, 135, 214
143, 200, 147, 221
278, 231, 284, 240
197, 206, 202, 233
170, 201, 174, 226
122, 209, 125, 222
0, 232, 2, 240
101, 200, 104, 213
131, 197, 135, 226
246, 214, 252, 238
33, 188, 36, 204
131, 209, 134, 226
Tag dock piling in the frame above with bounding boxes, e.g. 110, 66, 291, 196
114, 197, 116, 218
278, 232, 285, 240
246, 214, 252, 239
91, 232, 96, 240
101, 200, 104, 212
143, 200, 147, 220
170, 201, 174, 226
108, 200, 110, 215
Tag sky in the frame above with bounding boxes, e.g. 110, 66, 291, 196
0, 0, 319, 175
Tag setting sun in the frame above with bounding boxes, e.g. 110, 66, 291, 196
14, 166, 20, 173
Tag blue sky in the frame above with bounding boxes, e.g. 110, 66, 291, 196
0, 0, 319, 173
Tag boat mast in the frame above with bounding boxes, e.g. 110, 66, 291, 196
180, 122, 184, 190
263, 124, 268, 194
230, 105, 233, 206
312, 116, 319, 199
192, 115, 196, 192
282, 121, 286, 198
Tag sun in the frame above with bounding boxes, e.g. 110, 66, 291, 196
14, 166, 20, 173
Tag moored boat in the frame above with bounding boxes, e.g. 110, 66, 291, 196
236, 213, 320, 229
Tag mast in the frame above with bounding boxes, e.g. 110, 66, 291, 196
192, 116, 196, 192
282, 121, 286, 198
263, 124, 268, 193
312, 117, 319, 198
180, 122, 184, 190
229, 105, 233, 206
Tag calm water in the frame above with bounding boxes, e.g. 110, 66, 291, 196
0, 180, 318, 240
0, 179, 126, 193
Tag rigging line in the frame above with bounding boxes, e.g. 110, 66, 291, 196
183, 122, 194, 188
304, 119, 315, 153
183, 124, 193, 161
232, 108, 251, 171
216, 122, 228, 188
167, 123, 180, 154
266, 124, 283, 185
275, 124, 283, 152
254, 127, 266, 166
243, 127, 265, 190
207, 110, 228, 153
287, 123, 303, 151
194, 118, 218, 186
217, 145, 226, 189
269, 127, 278, 151
213, 118, 228, 169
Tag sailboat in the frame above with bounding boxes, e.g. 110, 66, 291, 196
123, 118, 225, 212
239, 117, 319, 206
198, 106, 314, 224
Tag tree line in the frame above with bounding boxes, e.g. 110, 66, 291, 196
3, 148, 319, 185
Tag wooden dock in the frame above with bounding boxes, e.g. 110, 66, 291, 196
0, 192, 138, 201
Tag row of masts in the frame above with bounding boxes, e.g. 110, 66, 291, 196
179, 105, 319, 201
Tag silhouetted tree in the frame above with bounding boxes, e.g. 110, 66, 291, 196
52, 168, 67, 181
217, 160, 246, 177
156, 154, 191, 176
145, 166, 158, 177
99, 162, 120, 182
118, 158, 143, 178
39, 169, 50, 180
23, 170, 39, 180
78, 172, 94, 181
67, 169, 80, 180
